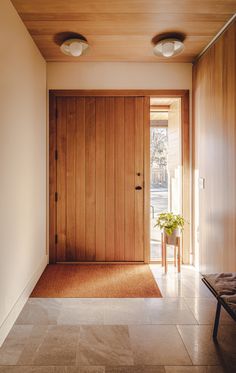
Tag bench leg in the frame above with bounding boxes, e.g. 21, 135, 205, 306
213, 301, 221, 340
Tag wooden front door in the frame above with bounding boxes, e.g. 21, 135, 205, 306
52, 96, 149, 262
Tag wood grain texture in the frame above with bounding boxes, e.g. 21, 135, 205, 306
95, 97, 106, 261
105, 97, 115, 261
50, 89, 189, 97
49, 90, 189, 263
56, 97, 67, 262
66, 98, 76, 261
49, 93, 57, 264
114, 97, 125, 261
134, 97, 144, 261
181, 91, 190, 264
75, 98, 86, 260
193, 20, 236, 273
124, 98, 136, 261
53, 95, 149, 262
11, 1, 236, 14
11, 1, 236, 62
85, 97, 96, 260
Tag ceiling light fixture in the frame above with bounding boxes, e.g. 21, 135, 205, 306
60, 38, 89, 57
153, 38, 184, 58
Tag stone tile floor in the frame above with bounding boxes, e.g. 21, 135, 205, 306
0, 265, 235, 372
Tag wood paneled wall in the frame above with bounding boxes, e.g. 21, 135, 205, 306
193, 20, 236, 273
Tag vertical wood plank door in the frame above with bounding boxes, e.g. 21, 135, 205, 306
55, 96, 149, 262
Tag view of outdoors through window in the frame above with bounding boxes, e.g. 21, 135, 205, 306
150, 125, 168, 260
150, 98, 181, 261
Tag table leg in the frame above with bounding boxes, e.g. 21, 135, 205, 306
161, 233, 164, 267
164, 234, 167, 274
177, 237, 181, 273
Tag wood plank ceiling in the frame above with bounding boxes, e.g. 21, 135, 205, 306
11, 0, 236, 62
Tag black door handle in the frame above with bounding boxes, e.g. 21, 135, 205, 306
135, 186, 142, 190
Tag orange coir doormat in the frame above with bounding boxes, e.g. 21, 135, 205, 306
31, 264, 162, 298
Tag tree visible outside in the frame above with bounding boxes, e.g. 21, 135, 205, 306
150, 126, 169, 260
150, 127, 168, 189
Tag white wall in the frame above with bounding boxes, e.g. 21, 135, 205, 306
0, 1, 192, 345
47, 62, 192, 90
0, 0, 47, 345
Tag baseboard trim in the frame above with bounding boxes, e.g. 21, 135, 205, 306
0, 254, 48, 346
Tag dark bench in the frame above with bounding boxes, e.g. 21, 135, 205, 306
202, 273, 236, 339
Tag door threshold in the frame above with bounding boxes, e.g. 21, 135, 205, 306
56, 261, 146, 265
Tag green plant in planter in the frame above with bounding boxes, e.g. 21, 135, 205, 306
154, 212, 185, 236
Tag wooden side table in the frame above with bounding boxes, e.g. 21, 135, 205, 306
161, 232, 181, 273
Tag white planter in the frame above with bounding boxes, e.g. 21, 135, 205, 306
165, 228, 181, 245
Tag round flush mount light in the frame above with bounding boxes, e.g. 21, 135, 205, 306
60, 38, 89, 57
153, 38, 184, 58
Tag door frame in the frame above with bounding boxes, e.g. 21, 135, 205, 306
49, 89, 190, 264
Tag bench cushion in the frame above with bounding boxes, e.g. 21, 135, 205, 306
202, 273, 236, 318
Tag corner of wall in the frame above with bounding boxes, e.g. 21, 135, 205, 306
0, 254, 48, 347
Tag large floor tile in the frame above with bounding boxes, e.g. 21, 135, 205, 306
156, 277, 213, 299
150, 264, 201, 278
28, 368, 66, 373
206, 367, 227, 373
177, 325, 236, 368
149, 265, 180, 279
58, 299, 104, 325
106, 367, 165, 372
68, 368, 105, 373
0, 368, 105, 373
164, 367, 206, 373
0, 368, 32, 373
17, 326, 48, 365
16, 299, 62, 325
76, 368, 105, 373
103, 299, 149, 325
0, 325, 33, 365
164, 366, 225, 373
182, 280, 214, 298
150, 265, 201, 281
144, 298, 197, 324
183, 298, 235, 325
129, 325, 191, 366
77, 326, 133, 366
0, 265, 232, 372
32, 325, 79, 366
154, 277, 195, 299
